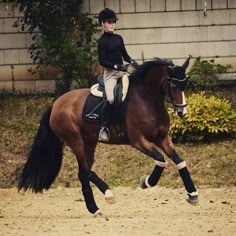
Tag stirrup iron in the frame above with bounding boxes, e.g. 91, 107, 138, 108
98, 127, 110, 141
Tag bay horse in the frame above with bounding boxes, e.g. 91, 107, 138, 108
18, 58, 198, 217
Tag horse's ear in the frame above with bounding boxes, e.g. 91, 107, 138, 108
182, 58, 190, 70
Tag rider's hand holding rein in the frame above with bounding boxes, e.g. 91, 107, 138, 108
130, 59, 139, 68
114, 64, 127, 71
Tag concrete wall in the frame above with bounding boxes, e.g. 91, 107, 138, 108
0, 0, 236, 92
84, 0, 236, 68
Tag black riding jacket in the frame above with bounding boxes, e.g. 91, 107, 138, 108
98, 32, 132, 69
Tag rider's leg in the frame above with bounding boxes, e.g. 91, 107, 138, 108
99, 69, 122, 141
104, 69, 119, 104
99, 101, 112, 141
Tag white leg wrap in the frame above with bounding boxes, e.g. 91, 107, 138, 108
94, 209, 109, 220
145, 175, 152, 188
155, 160, 167, 168
188, 191, 198, 197
105, 189, 114, 198
176, 161, 187, 170
94, 209, 101, 216
105, 189, 115, 204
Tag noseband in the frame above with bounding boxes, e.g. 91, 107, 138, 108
166, 76, 188, 109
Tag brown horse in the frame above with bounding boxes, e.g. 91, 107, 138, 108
18, 58, 198, 217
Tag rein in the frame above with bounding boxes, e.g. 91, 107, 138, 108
166, 76, 187, 109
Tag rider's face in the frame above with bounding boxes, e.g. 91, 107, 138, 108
102, 20, 116, 32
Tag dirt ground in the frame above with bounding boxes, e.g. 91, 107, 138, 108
0, 187, 235, 236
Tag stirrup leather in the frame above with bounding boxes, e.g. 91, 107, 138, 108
98, 127, 110, 141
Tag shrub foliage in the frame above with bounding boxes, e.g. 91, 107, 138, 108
187, 56, 232, 88
169, 92, 236, 142
15, 0, 99, 95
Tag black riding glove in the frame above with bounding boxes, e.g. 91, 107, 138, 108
131, 59, 138, 68
114, 64, 126, 72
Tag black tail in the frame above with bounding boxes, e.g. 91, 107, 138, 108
18, 107, 63, 193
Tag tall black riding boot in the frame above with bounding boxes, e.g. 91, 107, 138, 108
98, 101, 111, 141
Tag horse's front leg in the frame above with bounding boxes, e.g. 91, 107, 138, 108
131, 137, 167, 188
159, 136, 198, 205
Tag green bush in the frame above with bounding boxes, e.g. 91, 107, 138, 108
169, 92, 236, 142
188, 56, 232, 89
15, 0, 99, 95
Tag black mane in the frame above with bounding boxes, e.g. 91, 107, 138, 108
129, 58, 171, 83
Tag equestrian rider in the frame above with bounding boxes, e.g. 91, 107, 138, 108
97, 8, 138, 141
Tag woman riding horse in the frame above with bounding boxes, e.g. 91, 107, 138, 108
97, 8, 138, 141
18, 58, 198, 217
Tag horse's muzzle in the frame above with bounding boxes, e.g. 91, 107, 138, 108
177, 111, 186, 118
175, 104, 187, 117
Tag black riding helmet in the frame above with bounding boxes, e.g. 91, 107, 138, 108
98, 8, 118, 25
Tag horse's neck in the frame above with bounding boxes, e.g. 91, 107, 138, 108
135, 86, 163, 103
130, 81, 168, 126
132, 82, 167, 114
140, 67, 167, 100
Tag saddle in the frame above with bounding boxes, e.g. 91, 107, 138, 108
90, 74, 129, 105
82, 74, 129, 124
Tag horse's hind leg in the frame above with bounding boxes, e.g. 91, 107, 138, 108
84, 141, 115, 204
54, 121, 100, 214
159, 136, 198, 205
67, 139, 101, 214
88, 171, 115, 204
77, 163, 100, 214
51, 111, 112, 214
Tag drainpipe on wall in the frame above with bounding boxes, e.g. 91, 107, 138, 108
203, 1, 207, 16
11, 65, 15, 94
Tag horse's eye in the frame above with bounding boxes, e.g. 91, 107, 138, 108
171, 86, 177, 91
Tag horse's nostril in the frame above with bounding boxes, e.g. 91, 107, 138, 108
177, 112, 185, 117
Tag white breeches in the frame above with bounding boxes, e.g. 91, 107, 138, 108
103, 69, 127, 104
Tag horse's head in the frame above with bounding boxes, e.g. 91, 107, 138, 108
166, 58, 190, 117
129, 57, 190, 117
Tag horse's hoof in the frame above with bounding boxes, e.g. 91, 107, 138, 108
140, 176, 148, 189
105, 189, 115, 204
94, 210, 109, 221
186, 194, 199, 205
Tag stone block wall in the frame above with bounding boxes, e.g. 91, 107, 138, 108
0, 0, 236, 92
85, 0, 236, 69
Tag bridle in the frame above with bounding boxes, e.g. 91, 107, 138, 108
166, 76, 188, 109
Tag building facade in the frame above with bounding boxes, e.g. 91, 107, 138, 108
0, 0, 236, 92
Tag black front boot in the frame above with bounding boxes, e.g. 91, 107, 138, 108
99, 101, 111, 141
